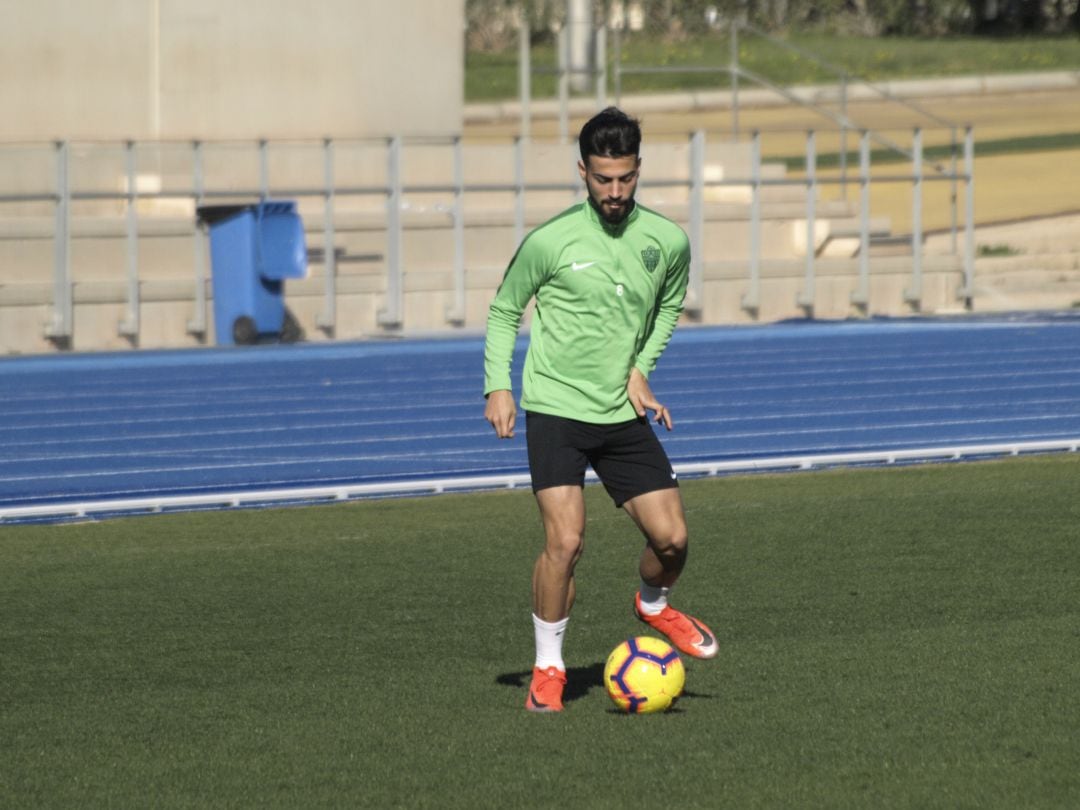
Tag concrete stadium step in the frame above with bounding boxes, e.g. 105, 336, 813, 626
969, 253, 1080, 275
971, 255, 1080, 304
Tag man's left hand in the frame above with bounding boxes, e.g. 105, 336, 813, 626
627, 367, 673, 431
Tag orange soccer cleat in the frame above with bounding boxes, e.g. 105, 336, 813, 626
634, 593, 718, 659
525, 665, 567, 713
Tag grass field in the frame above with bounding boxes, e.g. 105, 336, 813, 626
466, 33, 1080, 102
3, 454, 1079, 808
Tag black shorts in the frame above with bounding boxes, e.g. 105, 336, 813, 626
525, 411, 678, 508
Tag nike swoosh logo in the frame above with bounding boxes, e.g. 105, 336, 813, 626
571, 261, 596, 271
689, 617, 715, 647
528, 690, 550, 709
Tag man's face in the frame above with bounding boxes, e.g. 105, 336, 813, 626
578, 153, 641, 225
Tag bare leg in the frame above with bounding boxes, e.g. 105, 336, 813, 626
623, 487, 717, 659
622, 488, 689, 588
532, 485, 587, 621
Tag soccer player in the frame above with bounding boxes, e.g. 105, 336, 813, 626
483, 107, 717, 713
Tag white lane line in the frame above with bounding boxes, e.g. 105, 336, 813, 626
0, 429, 499, 464
0, 444, 526, 484
3, 439, 1078, 523
5, 399, 1080, 462
5, 367, 1080, 431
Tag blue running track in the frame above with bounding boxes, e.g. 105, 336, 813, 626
2, 313, 1079, 523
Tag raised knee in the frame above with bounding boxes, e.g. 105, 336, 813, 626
650, 527, 687, 558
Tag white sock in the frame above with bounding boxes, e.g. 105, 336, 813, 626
533, 614, 568, 671
638, 581, 670, 615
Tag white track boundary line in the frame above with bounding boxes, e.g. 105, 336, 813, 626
2, 439, 1078, 523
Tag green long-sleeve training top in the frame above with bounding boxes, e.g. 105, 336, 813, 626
483, 199, 690, 424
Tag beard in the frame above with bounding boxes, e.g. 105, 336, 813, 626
589, 193, 635, 225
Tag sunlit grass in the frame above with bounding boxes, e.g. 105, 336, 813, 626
3, 455, 1080, 807
467, 33, 1080, 101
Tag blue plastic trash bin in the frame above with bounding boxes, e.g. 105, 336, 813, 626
196, 200, 308, 346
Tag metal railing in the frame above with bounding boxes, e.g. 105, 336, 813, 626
0, 126, 974, 348
518, 18, 969, 253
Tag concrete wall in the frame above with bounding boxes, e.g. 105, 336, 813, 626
0, 0, 464, 141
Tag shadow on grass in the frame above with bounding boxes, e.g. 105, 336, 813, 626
497, 663, 714, 708
497, 662, 606, 705
601, 686, 714, 715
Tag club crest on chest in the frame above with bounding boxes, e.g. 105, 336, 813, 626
641, 246, 661, 273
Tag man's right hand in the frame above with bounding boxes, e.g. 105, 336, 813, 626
484, 389, 517, 438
